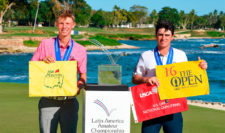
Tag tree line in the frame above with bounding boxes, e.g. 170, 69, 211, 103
1, 0, 225, 32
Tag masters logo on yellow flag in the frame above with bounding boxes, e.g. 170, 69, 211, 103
29, 61, 77, 97
156, 60, 209, 100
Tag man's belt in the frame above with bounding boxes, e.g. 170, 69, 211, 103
47, 96, 75, 100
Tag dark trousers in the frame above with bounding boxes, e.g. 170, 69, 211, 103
39, 97, 79, 133
142, 113, 183, 133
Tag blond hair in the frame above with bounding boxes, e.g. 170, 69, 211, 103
56, 10, 75, 22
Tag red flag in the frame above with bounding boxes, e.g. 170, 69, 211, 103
130, 83, 188, 123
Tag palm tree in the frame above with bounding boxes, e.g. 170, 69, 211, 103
32, 0, 39, 33
213, 9, 218, 25
0, 0, 15, 33
188, 9, 196, 30
179, 10, 189, 30
150, 9, 158, 25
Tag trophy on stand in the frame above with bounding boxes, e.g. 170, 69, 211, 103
90, 39, 123, 85
84, 40, 130, 133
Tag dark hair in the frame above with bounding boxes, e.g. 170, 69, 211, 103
57, 10, 75, 22
155, 19, 174, 35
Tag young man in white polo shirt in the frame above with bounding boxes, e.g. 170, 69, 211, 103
132, 20, 207, 133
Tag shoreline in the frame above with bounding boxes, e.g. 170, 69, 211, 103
0, 37, 224, 54
187, 100, 225, 111
0, 43, 139, 54
84, 43, 138, 51
115, 37, 224, 41
187, 37, 224, 39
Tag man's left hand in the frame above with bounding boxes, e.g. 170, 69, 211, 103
77, 79, 86, 95
198, 57, 208, 70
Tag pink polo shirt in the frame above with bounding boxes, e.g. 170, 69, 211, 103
31, 37, 87, 74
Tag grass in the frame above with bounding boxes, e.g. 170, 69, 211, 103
76, 35, 121, 46
89, 35, 121, 46
71, 35, 84, 40
10, 33, 46, 36
2, 26, 155, 37
1, 26, 224, 43
23, 40, 40, 47
0, 83, 224, 133
76, 40, 93, 46
73, 27, 155, 34
174, 30, 225, 38
0, 83, 39, 133
176, 31, 191, 34
206, 31, 225, 37
22, 35, 120, 47
99, 33, 155, 40
182, 106, 225, 133
189, 30, 225, 37
3, 26, 57, 37
2, 26, 122, 46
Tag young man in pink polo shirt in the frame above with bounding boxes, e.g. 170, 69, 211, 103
31, 10, 86, 133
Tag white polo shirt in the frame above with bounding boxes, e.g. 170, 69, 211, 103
134, 48, 188, 77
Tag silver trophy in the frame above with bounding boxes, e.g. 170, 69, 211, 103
90, 39, 122, 85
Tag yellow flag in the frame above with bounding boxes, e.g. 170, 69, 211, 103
156, 60, 209, 100
29, 61, 77, 97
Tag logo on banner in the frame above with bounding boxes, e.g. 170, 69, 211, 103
94, 99, 116, 117
140, 86, 158, 98
165, 66, 202, 90
44, 69, 64, 89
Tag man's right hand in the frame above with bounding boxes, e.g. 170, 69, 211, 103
43, 56, 55, 64
132, 75, 160, 87
146, 76, 160, 87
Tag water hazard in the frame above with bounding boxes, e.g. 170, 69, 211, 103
0, 39, 224, 103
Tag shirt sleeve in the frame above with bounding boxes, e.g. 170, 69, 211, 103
133, 54, 146, 76
30, 41, 44, 61
174, 49, 188, 63
184, 53, 188, 61
77, 49, 87, 74
181, 51, 188, 62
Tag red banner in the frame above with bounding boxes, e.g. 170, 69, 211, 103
130, 83, 188, 123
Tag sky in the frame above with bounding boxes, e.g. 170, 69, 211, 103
85, 0, 225, 16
